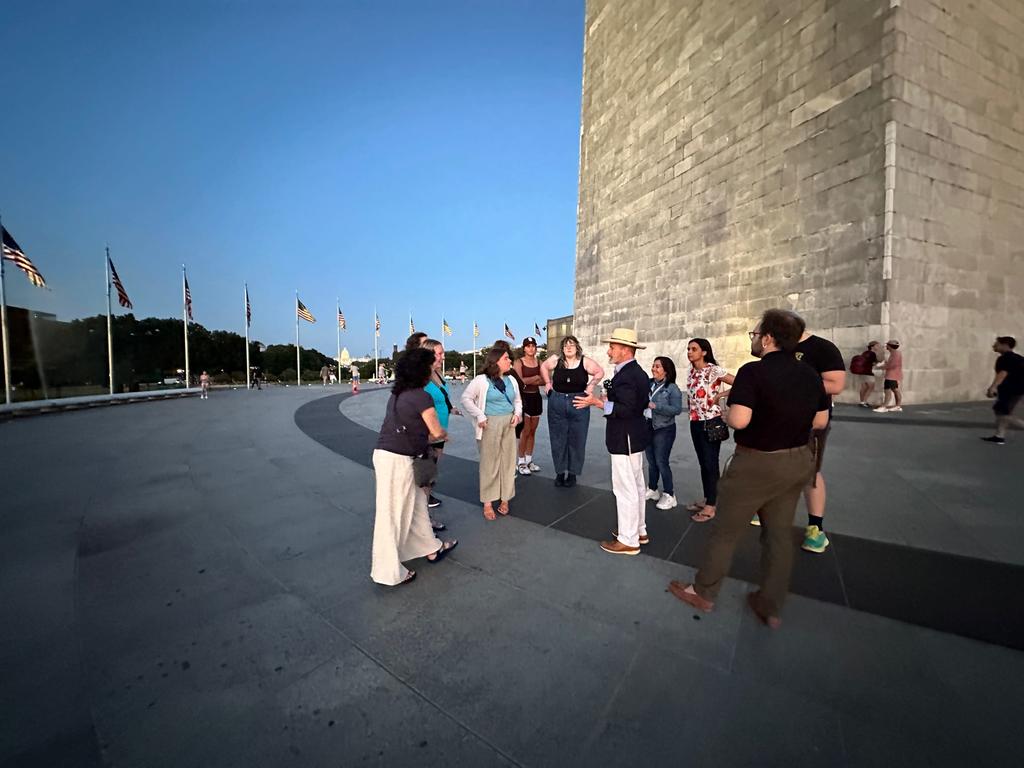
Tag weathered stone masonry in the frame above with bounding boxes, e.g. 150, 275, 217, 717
574, 0, 1023, 402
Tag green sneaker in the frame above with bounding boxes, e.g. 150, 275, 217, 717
802, 525, 829, 553
749, 516, 761, 526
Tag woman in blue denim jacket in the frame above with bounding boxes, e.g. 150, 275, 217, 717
644, 356, 684, 510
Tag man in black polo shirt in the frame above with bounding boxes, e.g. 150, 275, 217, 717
982, 336, 1024, 444
670, 309, 830, 628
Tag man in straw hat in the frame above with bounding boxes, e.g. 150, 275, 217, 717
575, 328, 652, 555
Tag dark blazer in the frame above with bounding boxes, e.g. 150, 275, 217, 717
604, 358, 652, 455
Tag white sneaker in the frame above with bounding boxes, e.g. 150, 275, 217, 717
644, 489, 661, 501
656, 493, 678, 510
517, 464, 531, 476
889, 406, 903, 412
527, 462, 541, 472
873, 406, 891, 413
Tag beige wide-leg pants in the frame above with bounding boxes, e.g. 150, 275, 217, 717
478, 416, 518, 503
371, 449, 442, 586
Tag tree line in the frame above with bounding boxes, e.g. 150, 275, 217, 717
5, 311, 518, 394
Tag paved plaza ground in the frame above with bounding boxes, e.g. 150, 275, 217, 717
2, 384, 1022, 767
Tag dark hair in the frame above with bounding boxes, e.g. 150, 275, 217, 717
393, 348, 434, 394
492, 340, 512, 354
557, 335, 583, 367
404, 332, 428, 351
997, 336, 1016, 349
654, 356, 677, 384
483, 347, 510, 380
687, 338, 718, 366
759, 309, 805, 352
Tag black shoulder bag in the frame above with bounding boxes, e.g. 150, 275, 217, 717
388, 392, 439, 488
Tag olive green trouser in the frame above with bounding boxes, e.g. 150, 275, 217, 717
694, 444, 816, 616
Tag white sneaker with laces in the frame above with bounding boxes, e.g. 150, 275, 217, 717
656, 493, 678, 510
873, 406, 891, 413
517, 464, 531, 476
644, 488, 661, 501
527, 462, 541, 472
889, 406, 903, 412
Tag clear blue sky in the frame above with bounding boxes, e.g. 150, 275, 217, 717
2, 0, 584, 357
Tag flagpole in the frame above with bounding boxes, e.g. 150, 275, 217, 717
295, 291, 301, 386
244, 284, 251, 390
0, 214, 11, 404
106, 247, 114, 395
182, 265, 190, 388
336, 296, 341, 383
373, 305, 379, 384
473, 320, 477, 377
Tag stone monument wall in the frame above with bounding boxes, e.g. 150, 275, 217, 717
575, 0, 1023, 402
885, 0, 1024, 399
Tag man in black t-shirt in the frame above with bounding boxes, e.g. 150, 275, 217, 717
670, 309, 830, 628
982, 336, 1024, 445
789, 320, 845, 555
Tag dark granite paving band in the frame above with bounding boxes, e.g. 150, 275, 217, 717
296, 392, 1024, 651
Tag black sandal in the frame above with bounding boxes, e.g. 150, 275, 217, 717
431, 519, 447, 532
398, 570, 416, 586
428, 540, 458, 563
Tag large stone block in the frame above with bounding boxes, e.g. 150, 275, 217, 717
576, 0, 1022, 402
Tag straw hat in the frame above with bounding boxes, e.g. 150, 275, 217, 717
601, 328, 646, 349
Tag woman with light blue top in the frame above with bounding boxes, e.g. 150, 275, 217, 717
644, 356, 684, 510
461, 347, 522, 521
422, 339, 460, 528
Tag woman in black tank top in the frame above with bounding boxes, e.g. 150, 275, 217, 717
539, 335, 605, 486
513, 338, 545, 475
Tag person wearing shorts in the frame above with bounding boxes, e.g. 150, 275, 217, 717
514, 338, 545, 475
874, 340, 904, 413
982, 336, 1024, 444
350, 364, 360, 393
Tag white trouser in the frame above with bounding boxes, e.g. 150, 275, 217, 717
611, 449, 646, 547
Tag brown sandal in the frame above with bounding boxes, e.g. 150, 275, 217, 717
483, 505, 497, 521
497, 501, 510, 516
691, 506, 716, 523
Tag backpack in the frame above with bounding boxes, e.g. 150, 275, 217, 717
849, 353, 872, 375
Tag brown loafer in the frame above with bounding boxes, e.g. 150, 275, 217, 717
600, 539, 640, 556
613, 531, 650, 545
668, 580, 714, 612
747, 592, 782, 629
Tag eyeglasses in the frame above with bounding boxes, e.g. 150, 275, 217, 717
748, 331, 763, 339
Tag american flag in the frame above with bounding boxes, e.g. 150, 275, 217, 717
473, 322, 479, 338
2, 227, 46, 288
535, 322, 544, 337
442, 319, 453, 336
375, 314, 381, 337
108, 256, 132, 308
184, 275, 193, 321
297, 298, 316, 323
504, 323, 515, 341
245, 285, 251, 327
337, 306, 346, 329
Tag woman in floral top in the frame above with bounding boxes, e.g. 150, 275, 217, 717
685, 338, 735, 522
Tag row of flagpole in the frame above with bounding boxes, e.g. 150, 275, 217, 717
1, 221, 548, 402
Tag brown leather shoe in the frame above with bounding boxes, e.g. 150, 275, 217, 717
600, 539, 640, 556
668, 580, 714, 612
612, 531, 650, 545
747, 592, 782, 629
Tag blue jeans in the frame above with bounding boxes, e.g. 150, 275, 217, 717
689, 420, 722, 505
547, 391, 590, 475
645, 423, 676, 495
